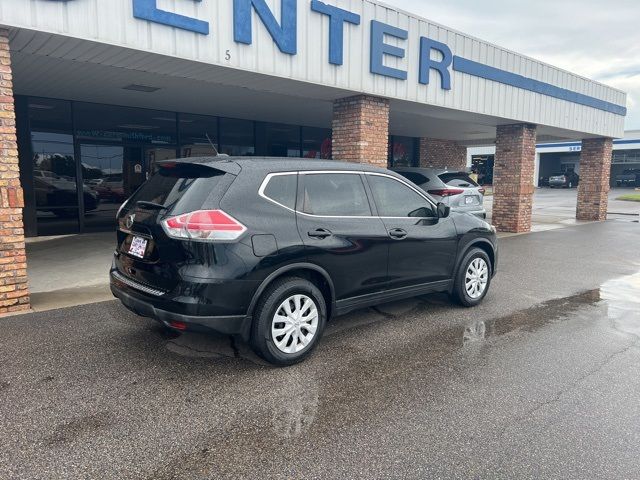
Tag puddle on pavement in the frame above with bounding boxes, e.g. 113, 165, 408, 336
160, 273, 640, 364
142, 273, 640, 479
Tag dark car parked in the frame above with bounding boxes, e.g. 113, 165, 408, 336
548, 170, 579, 188
615, 169, 640, 187
110, 157, 498, 365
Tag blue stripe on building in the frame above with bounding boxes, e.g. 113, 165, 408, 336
452, 56, 627, 116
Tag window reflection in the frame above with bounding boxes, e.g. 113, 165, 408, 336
73, 103, 177, 145
179, 114, 219, 158
389, 136, 418, 167
219, 118, 255, 156
24, 96, 338, 237
29, 98, 79, 235
256, 122, 300, 157
302, 127, 332, 159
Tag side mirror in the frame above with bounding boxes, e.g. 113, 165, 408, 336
437, 202, 450, 218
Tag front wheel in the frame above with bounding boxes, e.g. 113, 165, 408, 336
452, 248, 492, 307
250, 276, 327, 366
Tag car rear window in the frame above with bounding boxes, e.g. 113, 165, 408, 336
398, 171, 429, 186
127, 164, 232, 214
438, 172, 479, 187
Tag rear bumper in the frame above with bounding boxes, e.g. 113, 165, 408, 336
110, 273, 252, 339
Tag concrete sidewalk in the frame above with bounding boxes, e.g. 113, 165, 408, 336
26, 232, 115, 312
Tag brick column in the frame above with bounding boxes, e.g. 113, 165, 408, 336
576, 138, 612, 221
0, 29, 29, 315
332, 95, 389, 167
492, 124, 537, 233
419, 138, 467, 171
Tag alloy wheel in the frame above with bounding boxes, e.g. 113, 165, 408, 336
465, 258, 489, 299
271, 294, 319, 354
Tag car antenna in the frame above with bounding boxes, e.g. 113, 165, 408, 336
205, 133, 220, 156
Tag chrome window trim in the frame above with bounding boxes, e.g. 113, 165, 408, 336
258, 169, 438, 219
258, 172, 298, 213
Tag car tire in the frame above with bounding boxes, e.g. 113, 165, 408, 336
452, 248, 492, 307
250, 276, 327, 366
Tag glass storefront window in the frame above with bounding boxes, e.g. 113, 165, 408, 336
302, 127, 332, 159
21, 96, 337, 236
256, 122, 301, 157
219, 118, 255, 156
179, 113, 219, 158
29, 98, 79, 236
389, 136, 418, 167
73, 103, 177, 145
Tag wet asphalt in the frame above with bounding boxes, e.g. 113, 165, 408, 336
2, 220, 640, 479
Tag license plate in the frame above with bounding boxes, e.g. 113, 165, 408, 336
129, 236, 148, 259
465, 196, 476, 205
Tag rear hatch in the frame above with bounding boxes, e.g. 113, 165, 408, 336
114, 160, 238, 293
433, 172, 484, 209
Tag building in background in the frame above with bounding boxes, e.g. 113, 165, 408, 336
468, 130, 640, 187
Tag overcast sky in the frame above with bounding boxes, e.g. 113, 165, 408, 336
383, 0, 640, 131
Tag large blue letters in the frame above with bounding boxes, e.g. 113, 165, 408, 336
370, 20, 408, 80
310, 0, 360, 66
419, 37, 452, 90
233, 0, 297, 55
132, 0, 209, 35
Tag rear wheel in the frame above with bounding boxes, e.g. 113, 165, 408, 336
452, 248, 492, 307
250, 276, 327, 366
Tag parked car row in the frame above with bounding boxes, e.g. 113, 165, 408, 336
615, 169, 640, 187
110, 157, 497, 365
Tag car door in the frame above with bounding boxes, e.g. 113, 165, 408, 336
295, 172, 389, 301
365, 172, 458, 291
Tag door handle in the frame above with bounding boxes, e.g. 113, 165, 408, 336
308, 228, 332, 239
388, 228, 408, 240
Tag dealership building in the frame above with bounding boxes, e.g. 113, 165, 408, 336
0, 0, 628, 313
468, 130, 640, 187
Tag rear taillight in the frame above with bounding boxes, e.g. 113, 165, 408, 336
478, 188, 486, 195
162, 209, 247, 241
428, 188, 465, 197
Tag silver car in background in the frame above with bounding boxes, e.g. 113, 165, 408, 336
392, 167, 487, 218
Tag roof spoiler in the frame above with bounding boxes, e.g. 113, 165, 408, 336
156, 157, 241, 175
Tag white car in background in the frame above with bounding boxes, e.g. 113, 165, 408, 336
392, 167, 487, 219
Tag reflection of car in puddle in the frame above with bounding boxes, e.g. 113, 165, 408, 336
270, 374, 319, 439
163, 329, 320, 439
463, 321, 486, 345
600, 272, 640, 338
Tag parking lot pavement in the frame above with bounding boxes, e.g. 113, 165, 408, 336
2, 220, 640, 479
485, 188, 640, 232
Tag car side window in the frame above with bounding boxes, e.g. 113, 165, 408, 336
302, 173, 371, 216
263, 173, 297, 210
367, 175, 436, 218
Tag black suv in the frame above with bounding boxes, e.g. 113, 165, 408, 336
111, 157, 498, 365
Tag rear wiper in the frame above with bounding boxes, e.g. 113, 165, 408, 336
136, 200, 166, 210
